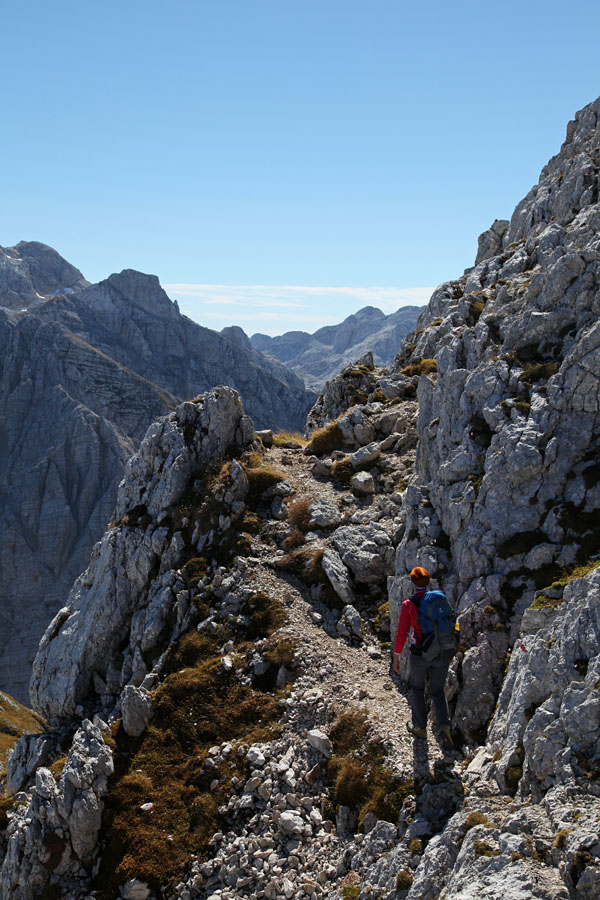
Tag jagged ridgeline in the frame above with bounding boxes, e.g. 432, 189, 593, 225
0, 247, 316, 703
1, 97, 600, 899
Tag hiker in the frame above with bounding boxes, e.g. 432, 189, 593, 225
392, 566, 454, 748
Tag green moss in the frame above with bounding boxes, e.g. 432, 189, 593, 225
530, 593, 564, 610
342, 886, 360, 900
408, 837, 423, 854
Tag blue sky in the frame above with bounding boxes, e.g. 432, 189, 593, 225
3, 1, 600, 334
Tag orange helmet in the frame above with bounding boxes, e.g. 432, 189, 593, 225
410, 566, 430, 587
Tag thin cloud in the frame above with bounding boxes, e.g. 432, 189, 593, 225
163, 283, 434, 312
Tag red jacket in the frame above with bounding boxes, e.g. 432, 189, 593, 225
394, 588, 427, 654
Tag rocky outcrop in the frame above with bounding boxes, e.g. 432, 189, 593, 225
30, 387, 254, 723
251, 305, 421, 391
389, 95, 600, 742
1, 719, 113, 900
0, 246, 314, 702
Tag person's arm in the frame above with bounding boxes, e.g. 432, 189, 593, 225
392, 601, 412, 672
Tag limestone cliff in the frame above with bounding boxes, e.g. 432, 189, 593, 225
0, 247, 315, 702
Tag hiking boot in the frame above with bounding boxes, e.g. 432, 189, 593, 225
439, 724, 453, 750
406, 722, 427, 740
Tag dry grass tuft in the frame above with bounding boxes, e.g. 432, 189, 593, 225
327, 707, 413, 828
243, 463, 287, 504
276, 546, 327, 586
306, 422, 345, 456
400, 358, 437, 377
272, 431, 307, 448
281, 529, 307, 551
287, 499, 313, 531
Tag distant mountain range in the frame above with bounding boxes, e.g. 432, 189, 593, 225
0, 242, 315, 701
249, 304, 423, 390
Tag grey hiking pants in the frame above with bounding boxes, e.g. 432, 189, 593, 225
409, 653, 450, 730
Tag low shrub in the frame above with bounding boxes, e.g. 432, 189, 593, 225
400, 358, 437, 377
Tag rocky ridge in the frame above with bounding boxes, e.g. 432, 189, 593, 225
0, 248, 315, 702
1, 97, 600, 900
250, 306, 421, 391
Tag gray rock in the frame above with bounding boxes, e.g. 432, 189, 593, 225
350, 443, 381, 467
0, 720, 113, 899
332, 524, 393, 583
336, 605, 363, 640
351, 471, 375, 495
307, 729, 333, 758
308, 499, 342, 528
321, 548, 355, 604
121, 880, 152, 900
30, 388, 253, 722
121, 685, 154, 737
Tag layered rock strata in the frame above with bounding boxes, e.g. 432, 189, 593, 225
0, 248, 314, 701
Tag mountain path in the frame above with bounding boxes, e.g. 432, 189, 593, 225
246, 442, 452, 778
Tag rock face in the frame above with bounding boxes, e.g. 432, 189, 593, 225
389, 96, 600, 741
0, 245, 314, 701
1, 719, 113, 900
30, 387, 254, 723
251, 305, 421, 390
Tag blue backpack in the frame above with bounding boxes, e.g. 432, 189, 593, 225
413, 589, 458, 663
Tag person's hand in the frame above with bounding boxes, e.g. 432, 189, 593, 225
392, 654, 400, 674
